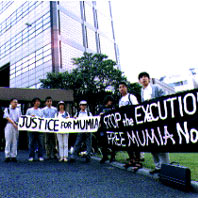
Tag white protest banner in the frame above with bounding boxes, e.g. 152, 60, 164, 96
18, 115, 100, 133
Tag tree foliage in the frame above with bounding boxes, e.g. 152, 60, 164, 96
40, 52, 141, 113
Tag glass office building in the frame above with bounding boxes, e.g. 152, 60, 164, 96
0, 1, 120, 88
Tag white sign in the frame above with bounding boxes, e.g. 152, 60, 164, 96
18, 115, 100, 133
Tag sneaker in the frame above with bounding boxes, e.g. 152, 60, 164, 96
28, 157, 34, 162
63, 157, 68, 162
45, 156, 51, 160
85, 157, 90, 163
109, 156, 115, 163
149, 169, 161, 174
39, 157, 44, 162
11, 158, 17, 162
100, 156, 108, 164
59, 158, 63, 162
69, 158, 75, 163
4, 158, 10, 163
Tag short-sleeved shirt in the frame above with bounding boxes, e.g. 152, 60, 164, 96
119, 93, 138, 107
75, 110, 92, 118
26, 107, 43, 118
3, 107, 21, 124
42, 106, 57, 118
55, 111, 70, 119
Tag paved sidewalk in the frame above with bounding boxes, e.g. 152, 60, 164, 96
91, 156, 198, 193
0, 151, 197, 197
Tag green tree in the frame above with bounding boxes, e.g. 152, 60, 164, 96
40, 52, 141, 114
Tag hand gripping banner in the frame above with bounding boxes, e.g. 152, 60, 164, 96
18, 116, 100, 133
100, 89, 198, 152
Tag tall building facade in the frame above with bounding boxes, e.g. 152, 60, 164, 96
0, 1, 120, 88
160, 68, 198, 92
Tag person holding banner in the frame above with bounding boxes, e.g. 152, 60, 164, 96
97, 95, 116, 163
42, 96, 58, 160
70, 100, 93, 163
138, 72, 170, 174
3, 98, 21, 162
55, 101, 70, 162
26, 97, 44, 162
119, 82, 142, 170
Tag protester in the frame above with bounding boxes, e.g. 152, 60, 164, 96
3, 98, 21, 162
55, 101, 70, 162
26, 97, 44, 162
97, 95, 116, 163
119, 82, 142, 170
42, 96, 57, 160
138, 72, 170, 174
70, 100, 92, 163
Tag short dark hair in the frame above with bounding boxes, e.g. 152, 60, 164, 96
45, 96, 52, 102
32, 97, 41, 105
138, 72, 150, 80
10, 98, 18, 103
119, 81, 128, 87
103, 95, 114, 105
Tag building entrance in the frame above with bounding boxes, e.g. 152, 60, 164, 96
0, 63, 10, 87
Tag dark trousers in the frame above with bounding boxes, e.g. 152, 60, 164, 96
99, 132, 115, 159
71, 133, 92, 159
45, 133, 56, 158
128, 150, 140, 161
28, 132, 44, 158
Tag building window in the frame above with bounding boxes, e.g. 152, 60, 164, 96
84, 2, 94, 26
86, 28, 97, 51
0, 11, 51, 60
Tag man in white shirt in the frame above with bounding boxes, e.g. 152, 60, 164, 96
139, 72, 170, 174
26, 97, 44, 162
119, 82, 138, 107
119, 82, 142, 169
70, 100, 92, 163
3, 98, 21, 162
42, 96, 57, 160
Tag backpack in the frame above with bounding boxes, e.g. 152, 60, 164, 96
119, 94, 133, 106
56, 111, 69, 118
76, 110, 91, 117
128, 94, 133, 105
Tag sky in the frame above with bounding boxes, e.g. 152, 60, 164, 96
111, 0, 198, 83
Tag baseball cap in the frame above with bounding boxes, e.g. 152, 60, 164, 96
79, 100, 87, 105
58, 101, 65, 105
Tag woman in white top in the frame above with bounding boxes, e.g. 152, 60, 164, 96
55, 101, 70, 162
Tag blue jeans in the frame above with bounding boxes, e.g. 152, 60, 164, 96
28, 132, 44, 158
71, 133, 92, 159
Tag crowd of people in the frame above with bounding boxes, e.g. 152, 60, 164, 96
3, 72, 170, 175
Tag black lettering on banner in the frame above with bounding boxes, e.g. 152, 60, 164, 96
61, 121, 72, 129
101, 89, 198, 152
38, 118, 44, 129
26, 116, 32, 128
31, 117, 37, 129
53, 119, 59, 131
18, 115, 27, 128
73, 120, 79, 130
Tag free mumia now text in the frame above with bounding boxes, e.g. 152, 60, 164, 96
103, 91, 198, 151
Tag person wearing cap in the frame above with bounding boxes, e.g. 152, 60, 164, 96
138, 72, 170, 174
55, 101, 70, 162
3, 98, 21, 162
26, 97, 44, 162
42, 96, 57, 160
70, 100, 93, 163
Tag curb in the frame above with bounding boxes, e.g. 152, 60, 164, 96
91, 156, 198, 193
